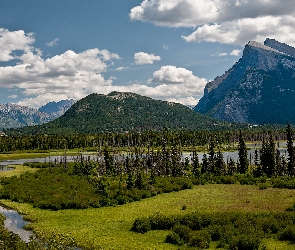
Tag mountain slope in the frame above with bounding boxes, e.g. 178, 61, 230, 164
38, 99, 76, 119
0, 103, 52, 129
0, 99, 75, 129
14, 92, 229, 135
194, 39, 295, 124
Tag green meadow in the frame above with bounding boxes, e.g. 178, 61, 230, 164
1, 179, 295, 249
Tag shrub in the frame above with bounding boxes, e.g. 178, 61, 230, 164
131, 217, 151, 234
172, 224, 192, 242
166, 232, 183, 246
189, 230, 211, 249
279, 226, 295, 243
232, 234, 261, 250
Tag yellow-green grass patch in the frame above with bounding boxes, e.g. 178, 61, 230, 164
1, 184, 295, 249
0, 165, 38, 178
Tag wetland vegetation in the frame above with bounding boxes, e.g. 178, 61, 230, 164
1, 125, 295, 249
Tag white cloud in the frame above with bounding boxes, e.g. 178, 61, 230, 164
0, 28, 35, 61
46, 38, 59, 47
45, 65, 207, 107
219, 53, 228, 57
230, 49, 242, 56
116, 66, 129, 71
130, 0, 295, 45
8, 95, 18, 99
0, 29, 121, 108
167, 96, 199, 106
134, 52, 161, 65
0, 28, 206, 108
151, 65, 206, 87
182, 16, 295, 46
96, 83, 203, 106
142, 65, 207, 104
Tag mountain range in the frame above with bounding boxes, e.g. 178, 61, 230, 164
2, 38, 295, 133
0, 99, 75, 129
195, 38, 295, 124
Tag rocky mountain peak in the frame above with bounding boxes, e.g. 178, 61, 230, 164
264, 38, 295, 58
194, 38, 295, 124
38, 99, 76, 118
247, 41, 282, 54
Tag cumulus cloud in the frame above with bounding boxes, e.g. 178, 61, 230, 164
134, 52, 161, 65
1, 28, 208, 108
230, 49, 242, 56
0, 29, 121, 108
63, 65, 207, 106
116, 66, 129, 71
0, 28, 35, 61
141, 65, 207, 105
8, 95, 18, 99
99, 83, 203, 106
218, 53, 227, 57
182, 16, 295, 46
46, 38, 59, 47
130, 0, 295, 45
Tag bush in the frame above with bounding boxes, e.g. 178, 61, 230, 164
166, 232, 183, 246
131, 217, 151, 234
172, 224, 192, 242
149, 213, 178, 230
232, 234, 261, 250
279, 226, 295, 243
189, 230, 211, 249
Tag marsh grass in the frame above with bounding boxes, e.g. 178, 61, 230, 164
0, 165, 38, 178
1, 184, 295, 249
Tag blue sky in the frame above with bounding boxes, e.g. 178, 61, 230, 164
0, 0, 294, 108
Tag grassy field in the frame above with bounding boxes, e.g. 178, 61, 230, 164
1, 182, 295, 249
0, 149, 84, 161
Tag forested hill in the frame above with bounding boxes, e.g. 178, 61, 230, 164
9, 92, 230, 135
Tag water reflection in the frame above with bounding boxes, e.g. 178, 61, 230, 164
0, 165, 14, 172
0, 206, 33, 242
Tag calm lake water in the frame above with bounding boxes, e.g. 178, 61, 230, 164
0, 206, 33, 242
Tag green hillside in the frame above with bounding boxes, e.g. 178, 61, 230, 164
12, 92, 229, 135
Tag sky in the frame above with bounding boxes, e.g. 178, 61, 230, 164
0, 0, 295, 109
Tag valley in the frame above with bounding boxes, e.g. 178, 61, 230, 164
0, 39, 295, 250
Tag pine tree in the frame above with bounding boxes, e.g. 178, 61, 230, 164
260, 133, 276, 177
215, 150, 225, 175
268, 134, 276, 176
135, 171, 144, 189
191, 149, 200, 177
201, 154, 209, 175
103, 146, 114, 175
127, 172, 134, 190
286, 123, 294, 175
208, 137, 215, 174
237, 131, 248, 174
227, 157, 236, 176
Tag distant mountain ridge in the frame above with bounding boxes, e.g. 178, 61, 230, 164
39, 99, 76, 118
13, 91, 229, 135
0, 103, 52, 129
0, 99, 75, 129
194, 38, 295, 124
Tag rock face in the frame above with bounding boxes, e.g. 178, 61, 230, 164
38, 99, 76, 118
194, 39, 295, 124
0, 103, 52, 129
0, 99, 75, 129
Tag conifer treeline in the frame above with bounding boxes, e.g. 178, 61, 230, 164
0, 128, 289, 152
67, 124, 295, 179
